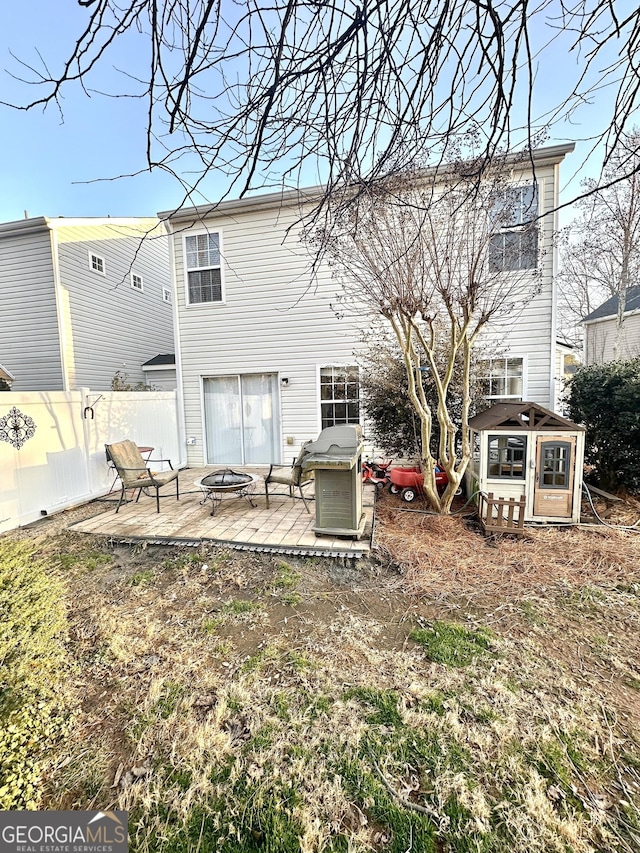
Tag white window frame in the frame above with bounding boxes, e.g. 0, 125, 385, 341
183, 229, 225, 306
318, 364, 361, 430
89, 252, 105, 275
162, 287, 172, 304
483, 356, 527, 401
131, 272, 144, 292
489, 183, 539, 272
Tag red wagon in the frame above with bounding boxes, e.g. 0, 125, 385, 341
389, 464, 450, 503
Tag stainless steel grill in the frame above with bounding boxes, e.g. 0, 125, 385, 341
302, 425, 364, 538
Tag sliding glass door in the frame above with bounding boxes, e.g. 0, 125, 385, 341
203, 374, 280, 465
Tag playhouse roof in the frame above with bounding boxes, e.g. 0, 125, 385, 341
468, 401, 584, 432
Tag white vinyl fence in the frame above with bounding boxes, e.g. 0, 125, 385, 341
0, 389, 183, 534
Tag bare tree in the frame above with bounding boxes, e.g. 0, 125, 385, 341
4, 1, 640, 211
558, 131, 640, 356
307, 158, 542, 513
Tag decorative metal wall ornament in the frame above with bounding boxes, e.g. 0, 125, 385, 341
0, 406, 37, 450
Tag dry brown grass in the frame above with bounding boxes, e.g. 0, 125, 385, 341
375, 491, 640, 601
3, 497, 640, 852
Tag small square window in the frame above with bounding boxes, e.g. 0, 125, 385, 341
131, 273, 144, 292
90, 253, 105, 275
162, 287, 172, 304
482, 357, 524, 400
487, 435, 527, 479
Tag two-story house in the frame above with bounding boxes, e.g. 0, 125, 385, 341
161, 143, 574, 467
0, 216, 174, 391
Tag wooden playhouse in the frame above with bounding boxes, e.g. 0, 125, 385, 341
467, 402, 585, 529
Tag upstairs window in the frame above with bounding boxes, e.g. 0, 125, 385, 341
131, 272, 144, 292
489, 184, 538, 271
492, 185, 538, 227
320, 365, 360, 429
90, 253, 105, 275
482, 357, 524, 401
185, 232, 223, 304
162, 287, 172, 304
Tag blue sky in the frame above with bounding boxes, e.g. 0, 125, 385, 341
0, 2, 634, 225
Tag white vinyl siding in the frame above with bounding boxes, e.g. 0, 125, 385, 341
585, 314, 640, 364
172, 205, 366, 466
479, 166, 557, 408
0, 224, 63, 391
170, 155, 566, 462
55, 220, 174, 389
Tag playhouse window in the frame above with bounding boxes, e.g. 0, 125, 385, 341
487, 434, 526, 479
540, 442, 571, 488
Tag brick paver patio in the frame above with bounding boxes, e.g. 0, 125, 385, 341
70, 467, 375, 557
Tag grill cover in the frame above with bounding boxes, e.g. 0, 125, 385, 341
302, 425, 362, 469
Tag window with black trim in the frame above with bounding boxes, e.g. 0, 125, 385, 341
540, 442, 571, 488
489, 184, 538, 271
320, 365, 360, 428
487, 434, 527, 479
90, 253, 105, 275
185, 232, 222, 303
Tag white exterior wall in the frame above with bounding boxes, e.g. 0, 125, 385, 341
142, 368, 177, 391
171, 202, 366, 466
169, 146, 571, 466
584, 313, 640, 365
480, 161, 559, 409
0, 222, 63, 390
54, 220, 174, 390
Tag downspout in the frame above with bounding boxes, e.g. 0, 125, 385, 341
165, 222, 188, 468
549, 163, 561, 411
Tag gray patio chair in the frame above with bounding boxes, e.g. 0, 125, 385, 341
264, 441, 314, 513
106, 439, 179, 513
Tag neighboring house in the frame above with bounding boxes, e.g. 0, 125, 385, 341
582, 286, 640, 365
142, 353, 177, 390
160, 143, 574, 467
0, 217, 174, 391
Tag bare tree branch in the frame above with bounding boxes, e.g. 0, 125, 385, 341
3, 1, 639, 214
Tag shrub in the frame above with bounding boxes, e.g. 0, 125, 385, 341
359, 337, 488, 458
567, 358, 640, 493
0, 540, 71, 808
